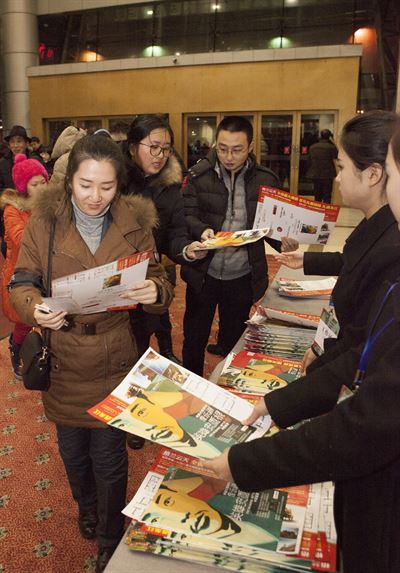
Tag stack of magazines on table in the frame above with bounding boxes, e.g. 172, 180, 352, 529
87, 299, 337, 573
277, 277, 336, 299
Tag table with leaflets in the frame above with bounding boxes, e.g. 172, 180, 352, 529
104, 266, 330, 573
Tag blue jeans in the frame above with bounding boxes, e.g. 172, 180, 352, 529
56, 425, 128, 547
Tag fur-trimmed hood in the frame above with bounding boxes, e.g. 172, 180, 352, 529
30, 180, 158, 234
51, 126, 86, 160
0, 187, 38, 212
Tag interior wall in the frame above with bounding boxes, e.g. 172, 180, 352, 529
29, 56, 360, 149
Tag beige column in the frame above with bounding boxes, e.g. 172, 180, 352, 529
0, 0, 39, 135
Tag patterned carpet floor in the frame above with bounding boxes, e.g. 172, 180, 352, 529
0, 258, 278, 573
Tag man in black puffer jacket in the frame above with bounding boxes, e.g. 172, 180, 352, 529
182, 116, 297, 376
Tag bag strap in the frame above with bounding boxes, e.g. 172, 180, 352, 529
46, 219, 56, 297
43, 219, 56, 346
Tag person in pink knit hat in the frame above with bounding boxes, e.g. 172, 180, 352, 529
0, 153, 48, 377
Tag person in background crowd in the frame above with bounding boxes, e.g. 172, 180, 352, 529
203, 114, 400, 573
9, 135, 174, 573
0, 154, 49, 377
0, 125, 33, 258
109, 121, 130, 144
306, 128, 338, 204
30, 136, 44, 159
182, 115, 298, 376
276, 110, 400, 374
50, 125, 86, 184
39, 145, 55, 176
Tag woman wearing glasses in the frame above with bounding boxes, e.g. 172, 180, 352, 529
122, 115, 204, 449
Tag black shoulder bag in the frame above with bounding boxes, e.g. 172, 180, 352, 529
20, 220, 56, 391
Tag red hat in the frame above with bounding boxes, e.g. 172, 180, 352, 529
12, 154, 49, 194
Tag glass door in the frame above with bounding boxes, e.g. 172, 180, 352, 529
297, 113, 336, 196
186, 115, 218, 167
260, 114, 293, 192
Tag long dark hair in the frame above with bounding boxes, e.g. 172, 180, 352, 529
127, 115, 174, 157
65, 135, 126, 193
341, 110, 400, 171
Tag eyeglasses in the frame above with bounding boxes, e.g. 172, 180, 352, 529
216, 144, 248, 157
139, 143, 173, 157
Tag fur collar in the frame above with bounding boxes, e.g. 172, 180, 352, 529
125, 153, 183, 192
0, 188, 37, 212
31, 181, 158, 233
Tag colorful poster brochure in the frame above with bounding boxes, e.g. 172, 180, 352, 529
88, 348, 271, 459
194, 228, 272, 250
218, 351, 303, 396
41, 251, 151, 314
253, 187, 340, 245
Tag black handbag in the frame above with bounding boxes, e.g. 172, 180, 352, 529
20, 220, 55, 391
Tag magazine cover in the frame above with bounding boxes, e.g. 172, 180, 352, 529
141, 466, 292, 551
124, 449, 316, 571
195, 228, 272, 250
218, 351, 303, 395
88, 349, 270, 459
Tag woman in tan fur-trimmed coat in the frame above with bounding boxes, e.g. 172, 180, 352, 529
9, 135, 174, 573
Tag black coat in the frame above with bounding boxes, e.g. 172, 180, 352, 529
306, 139, 338, 180
122, 151, 190, 265
304, 205, 400, 369
181, 149, 280, 299
0, 152, 15, 191
229, 278, 400, 572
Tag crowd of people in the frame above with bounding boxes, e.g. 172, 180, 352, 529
1, 111, 400, 572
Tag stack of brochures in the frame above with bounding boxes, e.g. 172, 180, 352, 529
243, 323, 316, 360
277, 278, 337, 299
123, 448, 337, 572
217, 351, 303, 397
248, 307, 320, 329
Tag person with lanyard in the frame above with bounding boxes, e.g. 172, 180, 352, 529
9, 135, 174, 573
203, 115, 400, 572
274, 110, 400, 373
